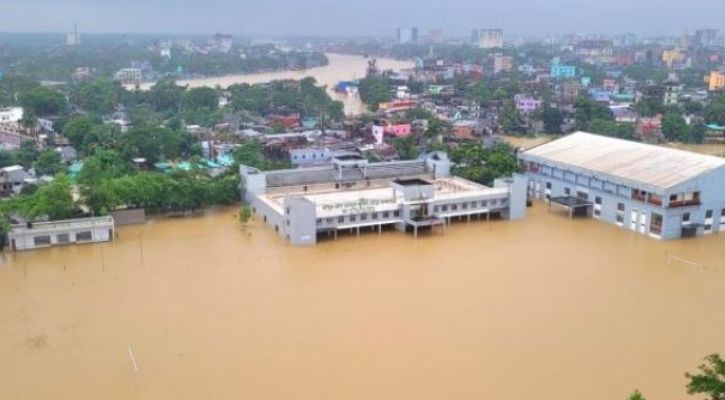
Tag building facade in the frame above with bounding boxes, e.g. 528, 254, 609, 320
8, 216, 115, 251
519, 132, 725, 239
241, 153, 528, 245
478, 29, 503, 49
550, 63, 577, 79
396, 27, 419, 44
707, 71, 725, 91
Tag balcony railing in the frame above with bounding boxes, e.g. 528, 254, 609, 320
667, 199, 701, 208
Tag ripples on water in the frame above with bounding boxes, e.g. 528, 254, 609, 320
1, 204, 723, 400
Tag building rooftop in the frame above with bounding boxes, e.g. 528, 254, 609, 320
393, 178, 433, 186
521, 132, 725, 190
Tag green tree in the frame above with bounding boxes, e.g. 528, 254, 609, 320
539, 103, 565, 134
18, 86, 67, 116
22, 174, 76, 221
662, 113, 690, 142
588, 119, 636, 140
238, 205, 252, 226
705, 94, 725, 126
182, 87, 218, 111
63, 115, 97, 149
0, 150, 16, 168
450, 142, 518, 185
574, 96, 614, 131
357, 76, 392, 110
628, 390, 646, 400
690, 120, 707, 144
393, 135, 419, 160
146, 80, 185, 114
14, 141, 40, 168
686, 354, 725, 400
33, 150, 64, 176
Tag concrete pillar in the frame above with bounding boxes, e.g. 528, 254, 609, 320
414, 226, 418, 238
378, 224, 382, 235
356, 226, 360, 237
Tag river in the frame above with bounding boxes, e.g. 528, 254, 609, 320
1, 204, 724, 400
134, 53, 414, 116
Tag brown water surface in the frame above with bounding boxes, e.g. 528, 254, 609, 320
1, 204, 724, 400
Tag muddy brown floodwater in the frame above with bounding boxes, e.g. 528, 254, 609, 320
1, 204, 724, 400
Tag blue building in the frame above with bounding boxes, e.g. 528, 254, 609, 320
519, 132, 725, 239
550, 63, 576, 79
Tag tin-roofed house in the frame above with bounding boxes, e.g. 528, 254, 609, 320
518, 132, 725, 239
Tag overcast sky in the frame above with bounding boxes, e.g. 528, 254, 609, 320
2, 0, 723, 38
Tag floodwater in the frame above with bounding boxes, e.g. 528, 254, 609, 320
135, 53, 414, 115
1, 204, 724, 400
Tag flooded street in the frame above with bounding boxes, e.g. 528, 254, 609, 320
1, 204, 724, 400
134, 53, 414, 115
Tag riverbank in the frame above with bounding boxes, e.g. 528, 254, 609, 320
130, 53, 414, 116
1, 204, 723, 400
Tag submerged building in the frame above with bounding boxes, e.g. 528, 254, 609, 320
8, 216, 115, 251
519, 132, 725, 239
241, 152, 528, 245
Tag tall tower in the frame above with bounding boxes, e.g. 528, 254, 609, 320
66, 23, 81, 46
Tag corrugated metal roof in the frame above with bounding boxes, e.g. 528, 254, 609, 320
521, 132, 725, 189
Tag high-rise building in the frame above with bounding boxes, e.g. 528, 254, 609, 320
478, 29, 503, 49
66, 23, 81, 46
396, 27, 419, 45
694, 29, 719, 48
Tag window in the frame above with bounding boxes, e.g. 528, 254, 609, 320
546, 182, 552, 189
433, 206, 439, 212
564, 187, 571, 195
451, 204, 458, 211
76, 231, 92, 242
361, 214, 368, 221
442, 205, 448, 212
34, 235, 51, 246
371, 213, 378, 220
470, 201, 477, 208
286, 207, 290, 215
393, 211, 400, 217
316, 219, 322, 225
721, 208, 725, 217
706, 210, 713, 219
350, 215, 357, 222
382, 212, 389, 218
617, 203, 625, 212
481, 201, 488, 207
650, 212, 663, 235
57, 233, 70, 243
683, 213, 691, 223
616, 214, 624, 223
462, 203, 468, 209
669, 194, 677, 201
595, 196, 602, 205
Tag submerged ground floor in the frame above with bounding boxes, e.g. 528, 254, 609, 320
1, 204, 724, 400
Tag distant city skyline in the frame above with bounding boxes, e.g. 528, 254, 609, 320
1, 0, 724, 38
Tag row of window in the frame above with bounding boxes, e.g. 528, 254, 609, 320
433, 199, 504, 213
317, 211, 401, 226
32, 231, 93, 247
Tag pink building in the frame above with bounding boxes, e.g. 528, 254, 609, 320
372, 122, 412, 144
514, 94, 542, 114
